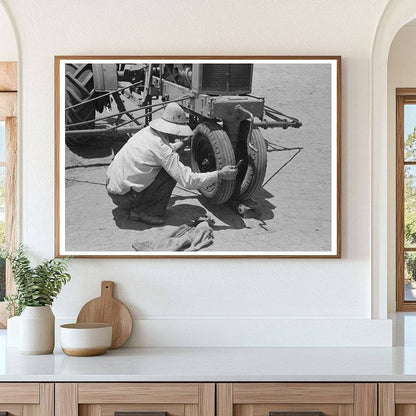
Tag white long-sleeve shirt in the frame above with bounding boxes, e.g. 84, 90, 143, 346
106, 126, 218, 195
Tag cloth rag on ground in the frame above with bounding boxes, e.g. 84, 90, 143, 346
132, 217, 215, 252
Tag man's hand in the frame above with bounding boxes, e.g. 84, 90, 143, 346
218, 165, 238, 180
172, 136, 191, 152
171, 141, 184, 152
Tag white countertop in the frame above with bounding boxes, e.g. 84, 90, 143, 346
2, 328, 416, 382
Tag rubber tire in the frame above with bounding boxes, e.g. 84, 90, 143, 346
65, 63, 95, 145
232, 120, 267, 200
191, 122, 236, 204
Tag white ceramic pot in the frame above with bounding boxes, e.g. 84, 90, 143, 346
19, 306, 55, 354
60, 323, 112, 356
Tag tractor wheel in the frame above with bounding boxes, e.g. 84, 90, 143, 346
232, 120, 267, 200
65, 63, 96, 145
191, 122, 236, 204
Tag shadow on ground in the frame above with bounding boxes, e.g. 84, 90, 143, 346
196, 187, 276, 230
112, 207, 154, 231
112, 203, 208, 231
166, 203, 208, 226
253, 188, 276, 222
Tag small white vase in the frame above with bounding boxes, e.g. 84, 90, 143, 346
19, 306, 55, 354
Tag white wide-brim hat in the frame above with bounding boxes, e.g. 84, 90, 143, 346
149, 103, 193, 137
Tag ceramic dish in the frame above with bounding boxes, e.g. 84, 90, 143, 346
60, 323, 112, 356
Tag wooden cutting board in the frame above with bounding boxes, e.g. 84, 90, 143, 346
76, 281, 133, 349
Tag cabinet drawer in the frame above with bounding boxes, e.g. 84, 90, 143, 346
217, 383, 376, 416
56, 383, 215, 416
0, 383, 53, 416
379, 383, 416, 416
78, 383, 200, 404
0, 383, 39, 404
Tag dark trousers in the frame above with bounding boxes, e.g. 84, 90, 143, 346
107, 169, 177, 217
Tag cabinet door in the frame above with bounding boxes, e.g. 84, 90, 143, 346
56, 383, 215, 416
379, 383, 416, 416
217, 383, 377, 416
0, 383, 53, 416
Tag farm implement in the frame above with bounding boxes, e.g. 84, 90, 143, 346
65, 62, 302, 206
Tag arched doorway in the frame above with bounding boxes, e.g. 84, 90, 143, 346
371, 0, 416, 319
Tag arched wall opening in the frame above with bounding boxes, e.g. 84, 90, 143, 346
387, 18, 416, 313
372, 0, 416, 319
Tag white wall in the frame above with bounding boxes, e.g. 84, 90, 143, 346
387, 25, 416, 312
0, 3, 17, 61
0, 0, 393, 346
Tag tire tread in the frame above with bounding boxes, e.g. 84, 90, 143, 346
191, 122, 236, 204
233, 120, 267, 200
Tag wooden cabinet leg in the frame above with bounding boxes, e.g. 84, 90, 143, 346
200, 384, 215, 416
379, 384, 395, 416
354, 384, 377, 416
56, 383, 78, 416
217, 384, 233, 416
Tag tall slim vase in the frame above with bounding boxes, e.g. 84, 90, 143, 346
19, 306, 55, 354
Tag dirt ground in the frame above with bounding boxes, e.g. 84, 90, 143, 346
64, 64, 333, 254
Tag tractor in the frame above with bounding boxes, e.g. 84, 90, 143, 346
64, 62, 302, 206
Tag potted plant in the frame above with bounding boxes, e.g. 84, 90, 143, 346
1, 245, 71, 354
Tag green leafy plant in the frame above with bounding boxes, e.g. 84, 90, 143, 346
0, 245, 71, 316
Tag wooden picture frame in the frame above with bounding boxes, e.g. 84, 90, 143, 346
55, 56, 341, 258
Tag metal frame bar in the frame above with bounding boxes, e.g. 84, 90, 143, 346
65, 79, 143, 111
66, 95, 192, 135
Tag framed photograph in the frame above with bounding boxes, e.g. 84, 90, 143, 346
55, 56, 341, 258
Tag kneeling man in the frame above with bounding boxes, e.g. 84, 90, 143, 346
106, 103, 237, 225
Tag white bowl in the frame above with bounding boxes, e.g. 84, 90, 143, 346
60, 323, 112, 356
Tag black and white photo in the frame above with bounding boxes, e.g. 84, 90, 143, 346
55, 57, 341, 257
